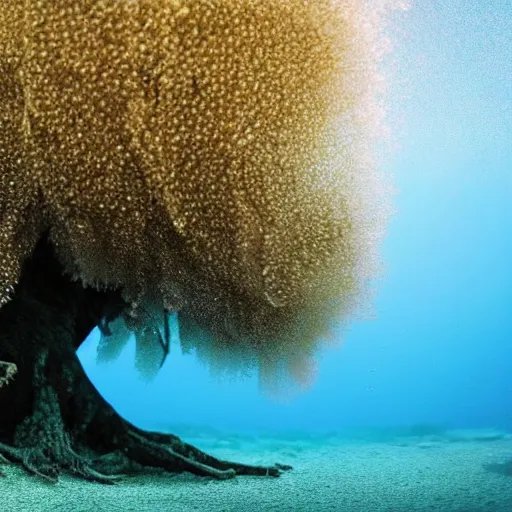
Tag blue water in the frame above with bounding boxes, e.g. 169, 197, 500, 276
78, 0, 512, 436
73, 2, 511, 510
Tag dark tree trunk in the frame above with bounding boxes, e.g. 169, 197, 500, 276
0, 235, 290, 483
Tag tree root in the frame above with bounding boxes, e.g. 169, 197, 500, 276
0, 349, 291, 484
0, 235, 292, 485
121, 428, 292, 479
0, 351, 119, 484
0, 408, 291, 484
0, 441, 122, 484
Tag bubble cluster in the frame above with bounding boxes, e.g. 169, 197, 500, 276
0, 0, 396, 391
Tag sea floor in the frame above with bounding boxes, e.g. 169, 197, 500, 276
1, 426, 511, 512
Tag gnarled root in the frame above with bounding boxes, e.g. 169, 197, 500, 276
0, 234, 292, 484
0, 348, 291, 484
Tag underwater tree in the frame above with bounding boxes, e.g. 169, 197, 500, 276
0, 0, 393, 482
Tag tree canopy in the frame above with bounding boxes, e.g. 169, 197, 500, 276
0, 0, 393, 391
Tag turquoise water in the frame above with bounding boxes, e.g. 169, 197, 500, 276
78, 0, 512, 436
76, 1, 511, 510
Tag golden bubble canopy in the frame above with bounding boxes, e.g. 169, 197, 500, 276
0, 0, 393, 390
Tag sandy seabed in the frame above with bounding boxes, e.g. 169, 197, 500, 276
1, 428, 512, 512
